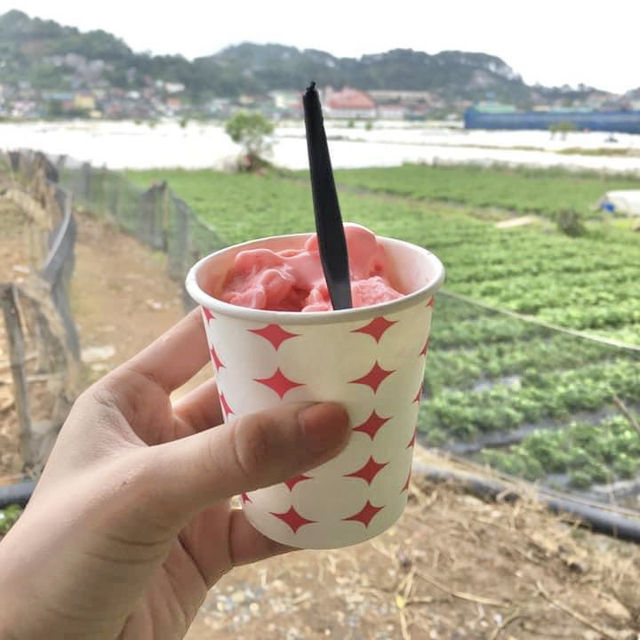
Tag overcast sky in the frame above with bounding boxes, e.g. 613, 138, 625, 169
2, 0, 638, 94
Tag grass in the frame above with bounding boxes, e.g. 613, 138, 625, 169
0, 505, 22, 536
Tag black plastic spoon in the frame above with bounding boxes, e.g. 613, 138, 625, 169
302, 81, 352, 310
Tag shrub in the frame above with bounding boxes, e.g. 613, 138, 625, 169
556, 209, 586, 237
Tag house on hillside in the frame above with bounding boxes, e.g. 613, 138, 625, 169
73, 92, 96, 111
270, 90, 303, 118
323, 87, 376, 119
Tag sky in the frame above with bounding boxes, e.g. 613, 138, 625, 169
2, 0, 639, 94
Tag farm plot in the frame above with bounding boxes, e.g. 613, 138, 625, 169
421, 294, 640, 498
127, 167, 640, 499
129, 167, 640, 344
332, 163, 640, 220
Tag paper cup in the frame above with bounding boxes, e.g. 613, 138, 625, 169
186, 232, 444, 549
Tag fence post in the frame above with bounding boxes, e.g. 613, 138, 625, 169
81, 162, 91, 201
160, 181, 169, 252
0, 283, 33, 468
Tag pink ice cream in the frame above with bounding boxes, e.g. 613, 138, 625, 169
220, 224, 403, 311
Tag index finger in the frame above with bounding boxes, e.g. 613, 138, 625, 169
122, 308, 209, 393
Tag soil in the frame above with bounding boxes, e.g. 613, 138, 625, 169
1, 202, 640, 639
185, 460, 640, 640
70, 213, 185, 373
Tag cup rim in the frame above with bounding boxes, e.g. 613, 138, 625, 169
186, 232, 445, 325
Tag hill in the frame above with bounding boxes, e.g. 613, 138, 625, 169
0, 9, 607, 108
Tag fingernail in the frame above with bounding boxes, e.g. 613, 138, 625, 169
299, 404, 350, 453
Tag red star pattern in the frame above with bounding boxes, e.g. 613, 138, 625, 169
419, 336, 430, 357
349, 361, 395, 394
219, 391, 234, 417
407, 428, 416, 449
353, 410, 391, 440
413, 382, 424, 403
241, 492, 252, 503
343, 500, 384, 528
210, 344, 224, 370
344, 456, 388, 485
283, 474, 312, 491
401, 470, 412, 493
271, 506, 316, 533
427, 297, 435, 308
352, 316, 397, 343
249, 324, 299, 350
255, 368, 304, 399
202, 307, 215, 322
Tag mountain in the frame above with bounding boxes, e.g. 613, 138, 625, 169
193, 44, 534, 104
0, 9, 610, 110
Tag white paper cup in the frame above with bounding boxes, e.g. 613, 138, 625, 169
186, 232, 444, 549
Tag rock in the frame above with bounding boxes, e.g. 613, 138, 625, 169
594, 591, 632, 623
396, 549, 412, 569
145, 299, 164, 310
11, 265, 29, 274
81, 345, 115, 363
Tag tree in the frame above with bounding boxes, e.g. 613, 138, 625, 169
224, 111, 274, 171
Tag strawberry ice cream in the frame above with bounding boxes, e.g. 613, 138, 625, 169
220, 224, 403, 312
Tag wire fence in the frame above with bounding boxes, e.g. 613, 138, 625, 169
0, 151, 79, 474
54, 156, 225, 307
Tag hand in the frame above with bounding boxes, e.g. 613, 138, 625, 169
0, 310, 350, 640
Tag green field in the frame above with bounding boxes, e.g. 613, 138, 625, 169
332, 164, 640, 220
125, 164, 640, 495
128, 166, 640, 344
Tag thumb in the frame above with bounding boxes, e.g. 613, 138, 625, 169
149, 402, 350, 520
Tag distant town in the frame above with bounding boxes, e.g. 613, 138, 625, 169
2, 55, 639, 125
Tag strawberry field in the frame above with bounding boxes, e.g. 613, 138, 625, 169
332, 163, 640, 220
421, 295, 640, 496
126, 164, 640, 503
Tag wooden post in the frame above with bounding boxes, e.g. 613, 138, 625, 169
0, 283, 32, 467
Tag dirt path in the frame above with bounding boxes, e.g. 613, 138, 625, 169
71, 213, 185, 374
71, 212, 211, 397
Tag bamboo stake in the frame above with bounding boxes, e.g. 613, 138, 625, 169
0, 283, 32, 466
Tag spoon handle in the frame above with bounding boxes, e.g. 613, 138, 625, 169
303, 82, 352, 310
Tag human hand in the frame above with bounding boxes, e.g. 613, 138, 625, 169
0, 310, 350, 639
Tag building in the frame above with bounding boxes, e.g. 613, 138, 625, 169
465, 104, 640, 134
323, 87, 376, 119
376, 104, 407, 120
73, 92, 96, 111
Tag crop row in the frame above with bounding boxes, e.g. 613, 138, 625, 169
425, 333, 621, 393
418, 358, 640, 441
538, 303, 640, 332
429, 313, 549, 349
454, 277, 640, 315
481, 416, 640, 489
451, 262, 638, 287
